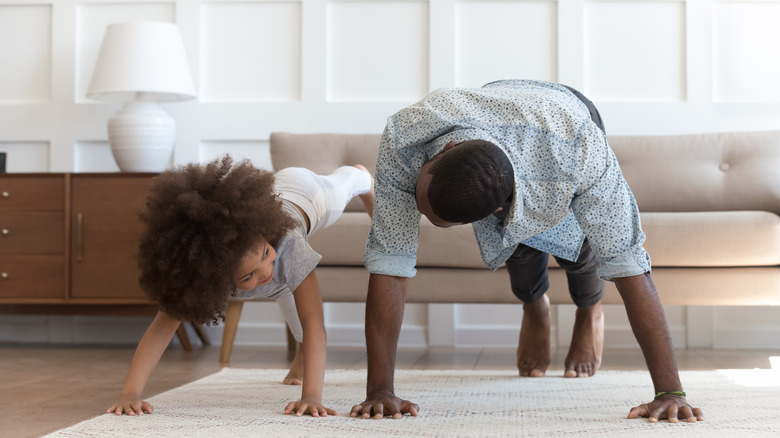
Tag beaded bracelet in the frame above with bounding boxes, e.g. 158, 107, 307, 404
655, 390, 686, 398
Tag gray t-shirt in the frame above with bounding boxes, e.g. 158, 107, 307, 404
233, 200, 321, 342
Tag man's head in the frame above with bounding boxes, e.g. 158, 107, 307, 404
415, 140, 514, 227
137, 156, 297, 325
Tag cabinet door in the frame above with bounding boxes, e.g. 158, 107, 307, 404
70, 174, 155, 301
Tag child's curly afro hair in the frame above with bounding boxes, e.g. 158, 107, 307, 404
137, 155, 297, 325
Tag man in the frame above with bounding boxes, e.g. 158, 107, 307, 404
349, 80, 703, 423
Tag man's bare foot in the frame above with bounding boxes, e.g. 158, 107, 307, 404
354, 164, 374, 218
517, 294, 551, 377
564, 302, 604, 378
283, 343, 304, 385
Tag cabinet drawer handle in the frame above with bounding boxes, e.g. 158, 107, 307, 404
1, 191, 8, 198
1, 272, 7, 279
1, 228, 8, 235
77, 213, 83, 262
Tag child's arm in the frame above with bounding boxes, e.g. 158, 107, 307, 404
284, 271, 336, 417
107, 310, 182, 416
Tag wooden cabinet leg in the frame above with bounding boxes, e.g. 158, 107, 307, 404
176, 323, 192, 351
192, 323, 211, 345
220, 300, 244, 364
286, 324, 297, 361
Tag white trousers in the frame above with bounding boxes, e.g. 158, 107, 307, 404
274, 166, 372, 236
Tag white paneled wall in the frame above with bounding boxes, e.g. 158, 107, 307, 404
1, 0, 779, 350
455, 1, 558, 86
200, 2, 302, 102
584, 1, 686, 102
327, 1, 429, 101
712, 1, 780, 102
0, 4, 51, 103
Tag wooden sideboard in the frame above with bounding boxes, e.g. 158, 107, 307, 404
0, 173, 208, 349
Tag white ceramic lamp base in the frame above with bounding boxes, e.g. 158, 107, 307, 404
108, 101, 175, 172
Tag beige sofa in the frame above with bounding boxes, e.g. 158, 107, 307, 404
219, 130, 780, 361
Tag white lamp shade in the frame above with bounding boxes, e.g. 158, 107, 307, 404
87, 22, 196, 102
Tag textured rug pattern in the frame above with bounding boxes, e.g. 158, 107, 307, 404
45, 368, 780, 437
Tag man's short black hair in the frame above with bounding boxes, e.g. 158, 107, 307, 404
426, 140, 514, 224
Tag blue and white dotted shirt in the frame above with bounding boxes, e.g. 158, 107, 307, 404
364, 79, 651, 281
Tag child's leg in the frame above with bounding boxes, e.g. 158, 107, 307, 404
276, 294, 304, 385
353, 164, 375, 218
309, 166, 372, 234
275, 166, 372, 237
284, 343, 304, 385
272, 166, 372, 385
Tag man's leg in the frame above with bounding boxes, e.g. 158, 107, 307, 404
505, 244, 552, 377
554, 239, 605, 377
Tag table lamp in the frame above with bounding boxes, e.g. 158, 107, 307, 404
87, 22, 196, 172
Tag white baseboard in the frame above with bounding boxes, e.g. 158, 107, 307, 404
0, 315, 776, 350
0, 315, 154, 345
713, 327, 780, 350
451, 324, 687, 349
231, 322, 678, 350
454, 325, 556, 348
232, 322, 427, 348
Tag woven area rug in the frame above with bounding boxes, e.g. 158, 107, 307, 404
46, 368, 780, 437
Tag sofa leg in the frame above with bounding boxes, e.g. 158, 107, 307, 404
220, 300, 244, 364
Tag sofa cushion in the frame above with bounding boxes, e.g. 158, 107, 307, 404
609, 130, 780, 214
641, 211, 780, 267
308, 213, 485, 268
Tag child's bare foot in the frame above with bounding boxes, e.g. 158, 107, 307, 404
283, 343, 304, 385
564, 302, 604, 378
282, 373, 302, 385
517, 294, 551, 377
353, 164, 374, 218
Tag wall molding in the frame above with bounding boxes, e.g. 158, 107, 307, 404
1, 0, 778, 349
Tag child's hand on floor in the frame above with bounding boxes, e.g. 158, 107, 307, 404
284, 398, 337, 417
107, 394, 153, 416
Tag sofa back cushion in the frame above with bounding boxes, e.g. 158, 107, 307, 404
271, 130, 780, 214
609, 130, 780, 213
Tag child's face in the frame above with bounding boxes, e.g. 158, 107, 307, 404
234, 240, 276, 291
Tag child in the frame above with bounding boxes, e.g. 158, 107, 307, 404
107, 155, 374, 418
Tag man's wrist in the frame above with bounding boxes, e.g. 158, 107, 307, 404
366, 388, 395, 398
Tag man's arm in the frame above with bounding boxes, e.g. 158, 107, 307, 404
616, 273, 704, 422
349, 273, 419, 419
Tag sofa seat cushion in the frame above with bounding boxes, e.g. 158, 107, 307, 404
310, 210, 780, 270
309, 213, 486, 268
640, 210, 780, 267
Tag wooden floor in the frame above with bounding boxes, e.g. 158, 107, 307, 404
2, 342, 777, 438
